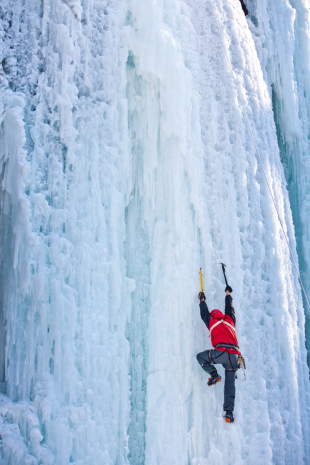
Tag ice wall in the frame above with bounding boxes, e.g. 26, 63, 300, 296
0, 0, 310, 464
245, 0, 310, 366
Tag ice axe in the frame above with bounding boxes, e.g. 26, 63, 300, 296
199, 268, 204, 293
198, 268, 205, 300
220, 263, 232, 292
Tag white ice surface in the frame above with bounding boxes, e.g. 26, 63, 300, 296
246, 0, 310, 355
0, 0, 310, 464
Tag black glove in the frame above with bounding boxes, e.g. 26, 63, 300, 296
198, 291, 205, 301
225, 285, 233, 293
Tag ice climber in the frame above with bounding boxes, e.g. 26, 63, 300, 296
239, 0, 249, 16
196, 286, 240, 423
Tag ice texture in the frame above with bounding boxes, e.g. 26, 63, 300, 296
0, 0, 310, 464
246, 0, 310, 365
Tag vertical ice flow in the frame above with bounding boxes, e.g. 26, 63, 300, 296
0, 0, 310, 464
246, 0, 310, 364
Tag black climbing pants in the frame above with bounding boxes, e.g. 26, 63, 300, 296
196, 349, 239, 412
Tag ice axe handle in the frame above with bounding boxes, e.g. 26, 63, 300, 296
200, 268, 204, 292
220, 263, 229, 287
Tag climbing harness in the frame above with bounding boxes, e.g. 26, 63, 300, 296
209, 0, 310, 313
238, 354, 246, 380
215, 342, 239, 351
209, 347, 241, 376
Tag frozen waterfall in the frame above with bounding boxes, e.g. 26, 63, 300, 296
1, 0, 310, 464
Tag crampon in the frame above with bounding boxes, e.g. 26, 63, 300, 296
207, 374, 222, 386
224, 411, 234, 423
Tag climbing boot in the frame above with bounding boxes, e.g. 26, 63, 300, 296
224, 411, 234, 423
207, 374, 222, 386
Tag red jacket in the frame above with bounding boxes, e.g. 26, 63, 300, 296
199, 296, 240, 354
209, 309, 240, 354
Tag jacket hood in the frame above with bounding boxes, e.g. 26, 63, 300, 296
210, 309, 224, 320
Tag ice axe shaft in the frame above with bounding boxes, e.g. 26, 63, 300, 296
220, 263, 229, 287
200, 268, 204, 292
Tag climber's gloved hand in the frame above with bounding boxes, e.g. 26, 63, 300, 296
225, 285, 233, 293
198, 291, 205, 301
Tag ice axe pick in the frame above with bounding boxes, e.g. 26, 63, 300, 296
220, 263, 229, 287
